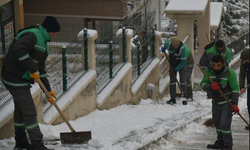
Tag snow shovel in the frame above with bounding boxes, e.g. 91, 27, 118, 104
203, 84, 250, 127
163, 51, 187, 105
197, 64, 250, 127
37, 79, 92, 144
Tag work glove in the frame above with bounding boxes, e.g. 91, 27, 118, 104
161, 47, 166, 53
211, 82, 220, 91
240, 88, 246, 94
231, 105, 239, 114
30, 71, 40, 82
46, 91, 57, 105
174, 68, 177, 74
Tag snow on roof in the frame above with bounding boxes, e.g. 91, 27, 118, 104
165, 0, 208, 12
210, 2, 224, 31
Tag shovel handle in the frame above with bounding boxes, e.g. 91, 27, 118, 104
239, 84, 250, 96
37, 79, 76, 132
197, 64, 249, 126
163, 51, 183, 94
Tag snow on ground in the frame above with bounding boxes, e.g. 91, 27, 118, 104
148, 92, 249, 150
1, 88, 248, 150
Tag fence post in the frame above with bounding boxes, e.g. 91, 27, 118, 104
137, 42, 141, 76
109, 41, 113, 79
151, 28, 155, 58
122, 27, 126, 62
62, 45, 67, 92
84, 28, 88, 71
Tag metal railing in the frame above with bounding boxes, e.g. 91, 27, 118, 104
132, 28, 155, 84
43, 32, 88, 114
96, 27, 127, 94
226, 32, 249, 55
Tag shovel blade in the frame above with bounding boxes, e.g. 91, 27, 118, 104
60, 131, 91, 144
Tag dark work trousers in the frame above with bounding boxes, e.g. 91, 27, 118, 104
7, 87, 44, 148
169, 64, 187, 99
212, 102, 233, 147
186, 54, 194, 97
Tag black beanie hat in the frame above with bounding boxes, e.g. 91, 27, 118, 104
215, 40, 225, 48
42, 16, 61, 32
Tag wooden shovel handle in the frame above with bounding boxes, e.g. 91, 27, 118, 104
37, 79, 76, 132
197, 64, 249, 126
163, 51, 183, 94
239, 84, 250, 96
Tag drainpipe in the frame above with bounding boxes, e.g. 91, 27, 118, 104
148, 83, 156, 101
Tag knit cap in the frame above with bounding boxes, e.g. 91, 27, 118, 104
240, 48, 250, 60
171, 37, 180, 46
42, 16, 61, 32
215, 40, 225, 48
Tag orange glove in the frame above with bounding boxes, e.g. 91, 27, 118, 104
46, 91, 57, 105
30, 71, 40, 82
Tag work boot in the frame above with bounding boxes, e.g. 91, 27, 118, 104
180, 94, 188, 105
166, 99, 176, 105
245, 126, 249, 130
14, 142, 31, 150
182, 101, 187, 105
185, 94, 193, 102
207, 140, 224, 149
31, 145, 54, 150
222, 146, 232, 150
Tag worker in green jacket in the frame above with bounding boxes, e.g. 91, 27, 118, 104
239, 48, 250, 130
199, 40, 232, 71
1, 16, 60, 150
199, 40, 232, 99
200, 55, 239, 150
162, 37, 194, 104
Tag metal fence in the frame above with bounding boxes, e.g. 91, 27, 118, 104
96, 27, 127, 94
43, 36, 87, 114
131, 28, 155, 84
226, 32, 249, 55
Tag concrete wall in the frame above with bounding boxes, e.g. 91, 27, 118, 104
0, 115, 14, 139
50, 76, 97, 125
97, 68, 133, 110
194, 0, 210, 79
131, 62, 160, 104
